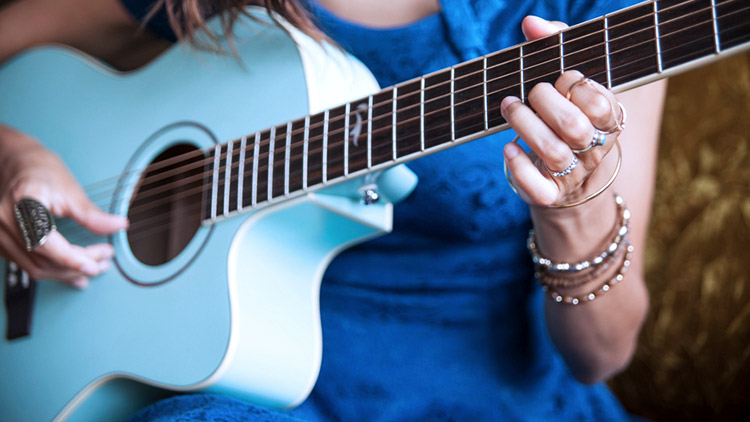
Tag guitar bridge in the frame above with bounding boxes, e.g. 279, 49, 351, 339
4, 261, 36, 340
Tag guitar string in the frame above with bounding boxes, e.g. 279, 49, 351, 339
59, 7, 748, 241
69, 0, 720, 197
62, 11, 748, 243
98, 7, 750, 219
65, 21, 748, 244
76, 1, 740, 213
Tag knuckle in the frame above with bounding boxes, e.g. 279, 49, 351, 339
560, 113, 591, 140
589, 95, 612, 123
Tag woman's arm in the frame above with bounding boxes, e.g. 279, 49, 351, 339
504, 17, 666, 383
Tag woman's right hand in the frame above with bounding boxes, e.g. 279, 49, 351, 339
0, 125, 128, 288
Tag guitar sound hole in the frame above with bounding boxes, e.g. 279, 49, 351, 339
127, 144, 206, 266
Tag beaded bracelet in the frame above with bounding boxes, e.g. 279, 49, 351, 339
528, 194, 630, 273
541, 241, 634, 305
535, 234, 629, 289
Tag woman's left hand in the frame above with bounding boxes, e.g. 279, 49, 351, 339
501, 17, 625, 207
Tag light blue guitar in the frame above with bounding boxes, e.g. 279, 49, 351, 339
1, 1, 748, 420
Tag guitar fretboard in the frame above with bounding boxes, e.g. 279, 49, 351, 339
201, 0, 750, 223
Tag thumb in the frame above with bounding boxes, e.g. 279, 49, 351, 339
69, 197, 129, 236
521, 15, 568, 41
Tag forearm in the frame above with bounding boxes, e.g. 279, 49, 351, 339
531, 80, 667, 383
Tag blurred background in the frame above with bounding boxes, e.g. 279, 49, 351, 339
610, 51, 750, 421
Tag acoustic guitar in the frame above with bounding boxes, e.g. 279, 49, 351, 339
1, 1, 748, 420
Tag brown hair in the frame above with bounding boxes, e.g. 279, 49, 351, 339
147, 0, 325, 48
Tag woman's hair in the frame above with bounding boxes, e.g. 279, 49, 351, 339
148, 0, 324, 47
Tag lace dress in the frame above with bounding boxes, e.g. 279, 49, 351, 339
127, 0, 640, 420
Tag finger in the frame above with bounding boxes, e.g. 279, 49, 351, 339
35, 231, 102, 277
555, 71, 623, 133
504, 142, 558, 206
66, 196, 128, 236
522, 15, 568, 40
527, 82, 599, 154
501, 96, 577, 175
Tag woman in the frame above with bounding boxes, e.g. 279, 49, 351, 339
0, 0, 665, 420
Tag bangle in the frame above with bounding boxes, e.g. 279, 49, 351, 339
535, 234, 628, 289
528, 194, 630, 273
542, 240, 634, 305
504, 139, 622, 209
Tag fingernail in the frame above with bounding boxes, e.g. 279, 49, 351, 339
99, 260, 111, 272
80, 261, 99, 277
504, 142, 521, 159
501, 96, 520, 115
102, 245, 115, 259
528, 15, 560, 33
71, 277, 89, 289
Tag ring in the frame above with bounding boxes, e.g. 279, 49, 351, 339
545, 156, 579, 177
566, 76, 627, 134
572, 129, 607, 154
13, 198, 56, 251
504, 139, 623, 208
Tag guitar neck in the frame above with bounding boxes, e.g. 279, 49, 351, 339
202, 0, 750, 223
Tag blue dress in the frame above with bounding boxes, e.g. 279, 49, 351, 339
125, 1, 640, 420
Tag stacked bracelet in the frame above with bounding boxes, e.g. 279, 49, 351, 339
542, 241, 633, 305
528, 194, 630, 274
530, 193, 634, 305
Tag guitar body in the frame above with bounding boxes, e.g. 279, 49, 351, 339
0, 10, 416, 421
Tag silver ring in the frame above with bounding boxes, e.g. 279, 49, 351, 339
572, 129, 607, 154
546, 156, 579, 177
13, 198, 56, 251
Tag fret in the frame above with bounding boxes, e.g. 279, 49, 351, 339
344, 102, 350, 176
558, 32, 564, 73
654, 0, 663, 73
563, 18, 608, 86
522, 34, 561, 100
605, 17, 612, 88
284, 121, 292, 196
210, 144, 220, 220
607, 2, 658, 87
252, 131, 260, 206
392, 87, 397, 160
322, 109, 329, 183
394, 80, 422, 158
370, 90, 395, 166
267, 126, 276, 201
254, 129, 270, 204
657, 0, 715, 71
367, 94, 373, 168
452, 59, 485, 140
450, 67, 455, 141
223, 139, 233, 216
237, 135, 246, 210
485, 47, 521, 129
711, 0, 721, 53
716, 0, 750, 51
326, 104, 347, 180
302, 116, 309, 190
519, 45, 526, 103
482, 57, 488, 131
307, 113, 325, 187
422, 69, 452, 149
347, 100, 370, 173
420, 77, 426, 150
